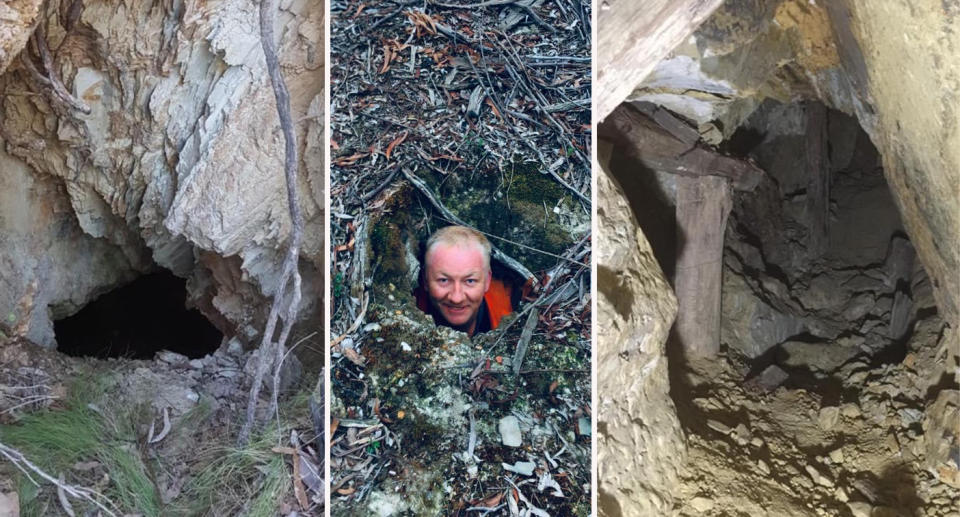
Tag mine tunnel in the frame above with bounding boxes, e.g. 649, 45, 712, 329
605, 98, 935, 382
53, 270, 223, 359
601, 94, 954, 514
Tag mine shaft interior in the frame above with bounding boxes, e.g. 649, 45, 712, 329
604, 95, 955, 515
53, 270, 222, 359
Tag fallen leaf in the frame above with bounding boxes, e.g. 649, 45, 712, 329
427, 154, 463, 162
334, 152, 369, 166
352, 3, 366, 18
485, 97, 503, 121
336, 487, 356, 495
292, 447, 309, 510
341, 347, 366, 366
380, 45, 393, 74
385, 131, 408, 160
481, 491, 504, 507
549, 380, 559, 393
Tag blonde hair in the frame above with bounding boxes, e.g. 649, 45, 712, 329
425, 225, 491, 272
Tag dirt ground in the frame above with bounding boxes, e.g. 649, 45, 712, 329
669, 314, 959, 517
0, 337, 323, 516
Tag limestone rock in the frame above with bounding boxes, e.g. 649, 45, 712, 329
0, 0, 324, 349
924, 390, 960, 488
818, 406, 840, 431
596, 0, 724, 118
597, 141, 685, 515
0, 489, 18, 517
689, 496, 715, 513
0, 0, 42, 74
499, 416, 522, 448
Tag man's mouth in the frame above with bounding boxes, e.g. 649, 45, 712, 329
444, 305, 468, 314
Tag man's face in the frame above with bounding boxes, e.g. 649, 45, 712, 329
425, 242, 491, 335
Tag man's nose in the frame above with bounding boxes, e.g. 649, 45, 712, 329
448, 283, 465, 303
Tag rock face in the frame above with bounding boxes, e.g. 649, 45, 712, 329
0, 0, 42, 74
835, 0, 960, 328
597, 141, 685, 515
619, 0, 959, 328
718, 101, 926, 361
596, 0, 725, 118
0, 0, 323, 348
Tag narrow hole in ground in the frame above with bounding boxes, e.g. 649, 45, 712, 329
53, 270, 223, 359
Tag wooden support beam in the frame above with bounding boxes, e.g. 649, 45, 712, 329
596, 0, 725, 120
674, 175, 733, 358
805, 102, 829, 258
599, 103, 764, 191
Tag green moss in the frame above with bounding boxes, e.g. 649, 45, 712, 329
369, 186, 415, 297
505, 160, 566, 204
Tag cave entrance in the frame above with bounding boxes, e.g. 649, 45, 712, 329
53, 270, 223, 359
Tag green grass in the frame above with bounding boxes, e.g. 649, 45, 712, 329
249, 454, 289, 517
0, 375, 161, 516
173, 427, 289, 516
2, 374, 311, 517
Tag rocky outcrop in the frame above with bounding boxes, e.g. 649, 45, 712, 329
0, 0, 323, 348
834, 0, 960, 328
597, 141, 685, 515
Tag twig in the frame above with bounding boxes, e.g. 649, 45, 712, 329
512, 307, 538, 376
57, 473, 76, 517
518, 368, 587, 374
239, 0, 304, 446
361, 167, 399, 203
466, 408, 477, 459
402, 167, 535, 281
466, 503, 506, 513
330, 290, 369, 348
20, 23, 91, 114
0, 442, 118, 517
429, 0, 514, 8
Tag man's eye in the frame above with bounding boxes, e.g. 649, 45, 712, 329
466, 279, 476, 285
437, 278, 448, 284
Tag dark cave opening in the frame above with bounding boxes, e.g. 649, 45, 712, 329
53, 270, 223, 359
718, 100, 937, 381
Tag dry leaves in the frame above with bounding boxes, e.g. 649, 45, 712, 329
404, 10, 438, 38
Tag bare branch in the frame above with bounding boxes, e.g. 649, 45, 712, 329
20, 22, 91, 114
238, 0, 304, 446
0, 441, 118, 517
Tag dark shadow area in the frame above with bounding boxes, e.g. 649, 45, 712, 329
605, 145, 678, 284
54, 270, 222, 359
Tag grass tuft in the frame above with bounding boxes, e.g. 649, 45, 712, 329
0, 375, 161, 516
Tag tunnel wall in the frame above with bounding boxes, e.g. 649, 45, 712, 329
597, 141, 686, 515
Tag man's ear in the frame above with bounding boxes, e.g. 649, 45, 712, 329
484, 269, 492, 293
